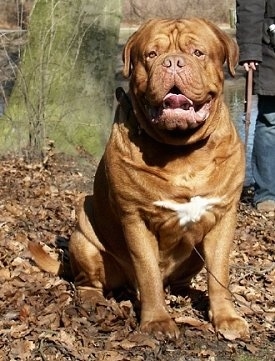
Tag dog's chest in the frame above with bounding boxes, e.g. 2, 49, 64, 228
150, 193, 222, 243
107, 127, 230, 244
110, 137, 225, 237
146, 193, 222, 277
154, 195, 221, 228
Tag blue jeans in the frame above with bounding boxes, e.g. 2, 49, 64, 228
252, 96, 275, 204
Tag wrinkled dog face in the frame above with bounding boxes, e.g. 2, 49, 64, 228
123, 18, 238, 144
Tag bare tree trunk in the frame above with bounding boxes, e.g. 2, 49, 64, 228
0, 0, 121, 160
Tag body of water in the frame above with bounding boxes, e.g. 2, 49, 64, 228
0, 73, 257, 185
224, 77, 257, 186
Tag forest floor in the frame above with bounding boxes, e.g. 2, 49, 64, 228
0, 152, 274, 361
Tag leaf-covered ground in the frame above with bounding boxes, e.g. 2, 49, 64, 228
0, 152, 274, 361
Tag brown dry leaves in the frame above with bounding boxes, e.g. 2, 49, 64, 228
0, 154, 274, 360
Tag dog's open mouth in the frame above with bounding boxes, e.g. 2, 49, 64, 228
147, 87, 212, 131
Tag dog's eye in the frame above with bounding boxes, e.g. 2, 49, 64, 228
193, 49, 204, 58
147, 50, 157, 59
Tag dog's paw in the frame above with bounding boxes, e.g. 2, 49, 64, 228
214, 316, 250, 341
140, 318, 180, 339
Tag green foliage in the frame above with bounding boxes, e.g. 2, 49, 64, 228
0, 0, 121, 159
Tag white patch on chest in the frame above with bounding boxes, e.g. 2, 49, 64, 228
154, 196, 221, 226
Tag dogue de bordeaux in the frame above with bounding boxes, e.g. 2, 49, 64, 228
29, 18, 249, 339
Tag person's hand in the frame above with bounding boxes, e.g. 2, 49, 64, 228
243, 61, 258, 71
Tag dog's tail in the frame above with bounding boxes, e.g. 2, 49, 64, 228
28, 241, 62, 275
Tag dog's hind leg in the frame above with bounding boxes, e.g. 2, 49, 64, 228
69, 227, 127, 299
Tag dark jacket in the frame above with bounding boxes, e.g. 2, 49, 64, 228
236, 0, 275, 95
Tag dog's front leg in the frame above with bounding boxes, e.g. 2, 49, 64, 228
122, 216, 180, 338
203, 209, 249, 340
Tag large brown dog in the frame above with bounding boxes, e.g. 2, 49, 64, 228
29, 18, 249, 339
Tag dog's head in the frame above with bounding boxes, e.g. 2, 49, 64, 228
122, 18, 238, 145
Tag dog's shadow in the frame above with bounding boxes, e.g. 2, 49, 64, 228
55, 235, 73, 282
171, 286, 210, 318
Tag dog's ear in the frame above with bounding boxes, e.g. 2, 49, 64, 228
122, 31, 136, 78
201, 19, 239, 77
122, 19, 157, 78
219, 32, 239, 77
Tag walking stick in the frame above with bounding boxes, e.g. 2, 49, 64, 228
244, 68, 253, 150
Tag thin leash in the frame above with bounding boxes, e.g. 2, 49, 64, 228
244, 68, 253, 150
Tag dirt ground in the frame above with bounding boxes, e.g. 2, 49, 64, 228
0, 151, 274, 361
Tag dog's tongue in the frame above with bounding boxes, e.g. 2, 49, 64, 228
163, 93, 192, 109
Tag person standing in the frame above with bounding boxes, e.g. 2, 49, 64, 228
236, 0, 275, 213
